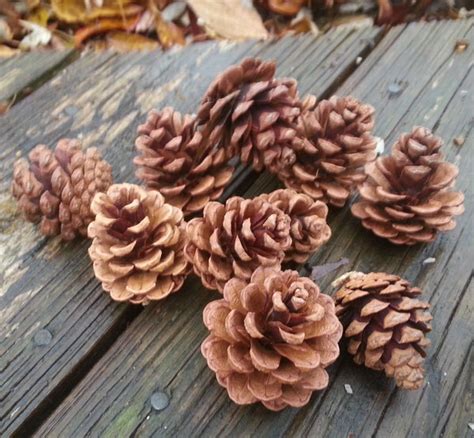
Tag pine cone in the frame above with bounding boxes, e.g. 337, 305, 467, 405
279, 95, 377, 207
197, 58, 300, 172
134, 107, 234, 216
351, 127, 464, 245
334, 271, 432, 390
88, 183, 189, 305
11, 139, 112, 240
202, 266, 342, 410
257, 189, 331, 263
185, 195, 292, 292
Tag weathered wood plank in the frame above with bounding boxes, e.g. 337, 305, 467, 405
36, 19, 474, 437
0, 26, 382, 436
0, 50, 75, 108
27, 25, 386, 435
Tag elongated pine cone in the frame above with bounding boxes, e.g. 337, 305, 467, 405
197, 58, 300, 172
11, 139, 112, 240
257, 189, 331, 263
334, 271, 432, 389
134, 107, 234, 215
351, 127, 464, 245
185, 195, 292, 292
279, 95, 377, 207
88, 183, 189, 305
202, 266, 342, 410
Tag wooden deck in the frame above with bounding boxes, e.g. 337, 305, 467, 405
0, 19, 472, 438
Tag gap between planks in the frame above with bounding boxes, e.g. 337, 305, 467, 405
0, 50, 78, 112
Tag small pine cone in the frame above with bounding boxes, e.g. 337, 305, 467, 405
134, 107, 234, 216
202, 266, 342, 410
334, 271, 432, 390
197, 58, 300, 172
88, 183, 189, 305
185, 195, 292, 292
351, 127, 464, 245
279, 95, 377, 207
257, 189, 331, 263
11, 139, 112, 240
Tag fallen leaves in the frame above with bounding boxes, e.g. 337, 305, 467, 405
155, 15, 185, 48
74, 15, 139, 46
264, 0, 305, 16
106, 31, 159, 50
0, 0, 469, 53
187, 0, 268, 40
19, 20, 52, 49
51, 0, 144, 23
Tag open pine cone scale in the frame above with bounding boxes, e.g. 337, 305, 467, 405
197, 58, 301, 173
202, 267, 342, 410
88, 184, 189, 305
134, 107, 235, 216
277, 95, 377, 208
185, 196, 292, 292
352, 127, 464, 244
334, 272, 432, 389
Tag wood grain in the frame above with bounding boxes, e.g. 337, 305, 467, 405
0, 50, 75, 108
0, 26, 382, 436
36, 19, 473, 438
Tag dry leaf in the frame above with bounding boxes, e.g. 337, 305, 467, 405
289, 7, 319, 35
266, 0, 305, 16
156, 14, 185, 48
107, 31, 159, 51
135, 9, 155, 32
161, 1, 187, 21
27, 6, 50, 27
27, 0, 41, 10
187, 0, 268, 40
74, 15, 139, 45
0, 18, 13, 41
51, 0, 143, 23
19, 20, 52, 48
0, 44, 20, 57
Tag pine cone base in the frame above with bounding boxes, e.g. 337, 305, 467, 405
334, 271, 432, 389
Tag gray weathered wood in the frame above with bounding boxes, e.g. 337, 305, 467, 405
0, 50, 75, 108
35, 19, 473, 438
0, 26, 382, 436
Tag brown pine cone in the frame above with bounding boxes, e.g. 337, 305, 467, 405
202, 266, 342, 410
351, 127, 464, 245
87, 183, 189, 305
279, 95, 377, 207
134, 107, 234, 216
334, 271, 432, 390
197, 58, 300, 172
185, 195, 292, 292
11, 139, 112, 240
257, 189, 331, 263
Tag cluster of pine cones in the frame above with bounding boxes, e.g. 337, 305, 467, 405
11, 57, 464, 411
